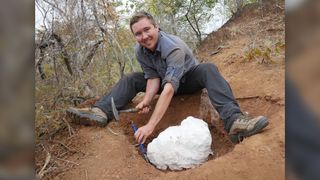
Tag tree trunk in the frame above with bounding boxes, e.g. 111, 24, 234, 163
51, 33, 73, 76
37, 48, 46, 80
81, 40, 103, 72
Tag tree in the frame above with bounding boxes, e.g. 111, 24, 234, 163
132, 0, 217, 46
35, 0, 139, 82
35, 0, 141, 139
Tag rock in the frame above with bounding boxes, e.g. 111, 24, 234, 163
147, 116, 213, 170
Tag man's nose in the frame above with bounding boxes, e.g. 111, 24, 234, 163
141, 32, 148, 40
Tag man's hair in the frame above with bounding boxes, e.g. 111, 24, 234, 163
129, 11, 157, 32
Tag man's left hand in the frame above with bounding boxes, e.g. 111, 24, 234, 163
134, 124, 154, 144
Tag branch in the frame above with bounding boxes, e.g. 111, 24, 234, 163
92, 2, 135, 72
37, 150, 51, 179
184, 1, 197, 33
37, 48, 47, 80
42, 0, 69, 22
185, 14, 199, 40
191, 11, 202, 42
81, 40, 103, 72
35, 0, 49, 30
51, 33, 73, 75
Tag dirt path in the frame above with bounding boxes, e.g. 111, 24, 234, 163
40, 2, 285, 179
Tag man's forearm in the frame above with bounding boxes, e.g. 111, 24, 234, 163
147, 83, 174, 128
143, 78, 160, 104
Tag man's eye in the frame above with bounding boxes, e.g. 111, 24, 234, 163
144, 28, 150, 32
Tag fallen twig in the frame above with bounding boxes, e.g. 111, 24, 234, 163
209, 50, 220, 56
209, 46, 229, 56
62, 116, 75, 137
236, 95, 260, 100
106, 126, 121, 136
54, 157, 80, 166
209, 47, 222, 56
85, 169, 88, 180
37, 152, 51, 179
52, 141, 75, 153
276, 4, 284, 10
51, 140, 86, 155
51, 90, 63, 109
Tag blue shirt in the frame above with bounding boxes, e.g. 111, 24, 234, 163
134, 31, 199, 93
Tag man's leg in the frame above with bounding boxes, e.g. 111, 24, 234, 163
67, 72, 147, 126
178, 63, 242, 130
94, 72, 147, 120
178, 63, 268, 143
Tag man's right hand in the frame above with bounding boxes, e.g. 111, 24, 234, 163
136, 78, 159, 114
136, 100, 151, 114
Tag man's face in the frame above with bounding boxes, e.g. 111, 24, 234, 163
131, 17, 159, 52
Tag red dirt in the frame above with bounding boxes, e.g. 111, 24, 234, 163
36, 1, 285, 179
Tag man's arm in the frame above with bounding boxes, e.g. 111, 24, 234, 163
136, 78, 160, 113
134, 83, 174, 144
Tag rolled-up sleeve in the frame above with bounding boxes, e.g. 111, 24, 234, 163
139, 59, 159, 79
161, 48, 185, 93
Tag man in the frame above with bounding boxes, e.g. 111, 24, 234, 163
67, 11, 268, 144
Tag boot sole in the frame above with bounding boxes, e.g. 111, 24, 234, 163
66, 108, 108, 127
230, 117, 269, 143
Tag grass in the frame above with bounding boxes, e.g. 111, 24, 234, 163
243, 40, 284, 64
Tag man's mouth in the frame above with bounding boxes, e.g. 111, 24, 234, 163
144, 42, 151, 47
143, 38, 152, 46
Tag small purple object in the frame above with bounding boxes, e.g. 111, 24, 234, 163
131, 123, 149, 163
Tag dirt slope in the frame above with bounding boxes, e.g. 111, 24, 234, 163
36, 1, 285, 179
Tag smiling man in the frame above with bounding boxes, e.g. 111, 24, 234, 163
67, 11, 269, 144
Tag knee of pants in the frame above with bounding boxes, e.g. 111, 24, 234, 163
200, 63, 219, 76
124, 72, 144, 82
121, 72, 146, 91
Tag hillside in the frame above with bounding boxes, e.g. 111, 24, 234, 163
35, 1, 285, 179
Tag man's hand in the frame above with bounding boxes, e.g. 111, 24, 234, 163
134, 124, 154, 144
136, 78, 160, 114
134, 83, 174, 144
135, 100, 151, 114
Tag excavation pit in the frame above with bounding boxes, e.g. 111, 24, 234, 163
118, 90, 235, 169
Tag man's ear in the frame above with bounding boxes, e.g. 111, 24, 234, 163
155, 24, 160, 31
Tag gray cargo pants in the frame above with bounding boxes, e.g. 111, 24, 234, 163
94, 63, 242, 132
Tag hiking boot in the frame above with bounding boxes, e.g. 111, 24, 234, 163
66, 107, 108, 127
229, 115, 269, 143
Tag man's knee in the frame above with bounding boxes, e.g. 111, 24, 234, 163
199, 63, 219, 75
116, 72, 146, 92
124, 72, 145, 82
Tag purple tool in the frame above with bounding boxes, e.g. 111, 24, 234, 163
131, 122, 149, 163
